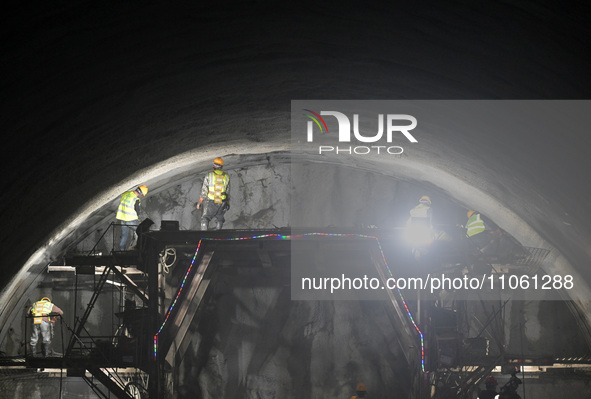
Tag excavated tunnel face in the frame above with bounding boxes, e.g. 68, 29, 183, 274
2, 143, 591, 327
5, 124, 591, 319
1, 1, 591, 398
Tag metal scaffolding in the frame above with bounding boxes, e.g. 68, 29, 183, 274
1, 223, 589, 399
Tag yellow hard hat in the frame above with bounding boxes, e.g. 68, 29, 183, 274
41, 297, 51, 302
137, 185, 148, 196
419, 195, 431, 205
467, 210, 476, 218
213, 157, 224, 167
356, 382, 366, 391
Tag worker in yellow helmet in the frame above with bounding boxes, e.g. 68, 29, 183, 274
116, 185, 148, 251
28, 297, 63, 357
196, 157, 230, 230
350, 382, 367, 399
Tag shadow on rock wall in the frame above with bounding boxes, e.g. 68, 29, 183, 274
179, 283, 411, 399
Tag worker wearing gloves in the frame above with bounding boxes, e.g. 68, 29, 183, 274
28, 297, 63, 357
196, 157, 230, 230
116, 185, 148, 251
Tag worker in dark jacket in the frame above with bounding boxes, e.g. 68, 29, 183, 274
477, 375, 498, 399
28, 297, 63, 357
197, 157, 230, 230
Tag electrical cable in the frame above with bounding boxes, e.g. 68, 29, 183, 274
159, 248, 176, 274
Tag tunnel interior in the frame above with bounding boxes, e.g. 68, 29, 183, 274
2, 1, 591, 398
2, 154, 591, 398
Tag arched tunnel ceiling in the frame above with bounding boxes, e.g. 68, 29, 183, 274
1, 2, 591, 327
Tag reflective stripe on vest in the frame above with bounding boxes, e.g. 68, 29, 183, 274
116, 191, 139, 221
32, 301, 53, 324
207, 170, 229, 204
466, 213, 486, 237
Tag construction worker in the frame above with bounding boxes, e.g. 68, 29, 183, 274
499, 372, 522, 399
405, 195, 434, 256
196, 157, 230, 230
477, 375, 498, 399
408, 195, 433, 227
116, 185, 148, 251
465, 210, 501, 256
350, 382, 367, 399
28, 297, 63, 357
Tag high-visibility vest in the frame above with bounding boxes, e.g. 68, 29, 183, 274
409, 203, 431, 226
32, 301, 54, 324
466, 213, 486, 237
207, 170, 229, 204
116, 191, 140, 221
410, 203, 431, 219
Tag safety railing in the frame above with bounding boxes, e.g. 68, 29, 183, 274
87, 219, 153, 255
25, 311, 136, 363
88, 221, 117, 255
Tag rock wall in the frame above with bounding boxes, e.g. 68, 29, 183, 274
75, 158, 458, 253
178, 290, 411, 399
2, 159, 591, 398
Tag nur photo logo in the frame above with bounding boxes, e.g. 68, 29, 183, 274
301, 108, 418, 155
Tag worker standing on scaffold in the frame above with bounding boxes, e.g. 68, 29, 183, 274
28, 297, 63, 357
